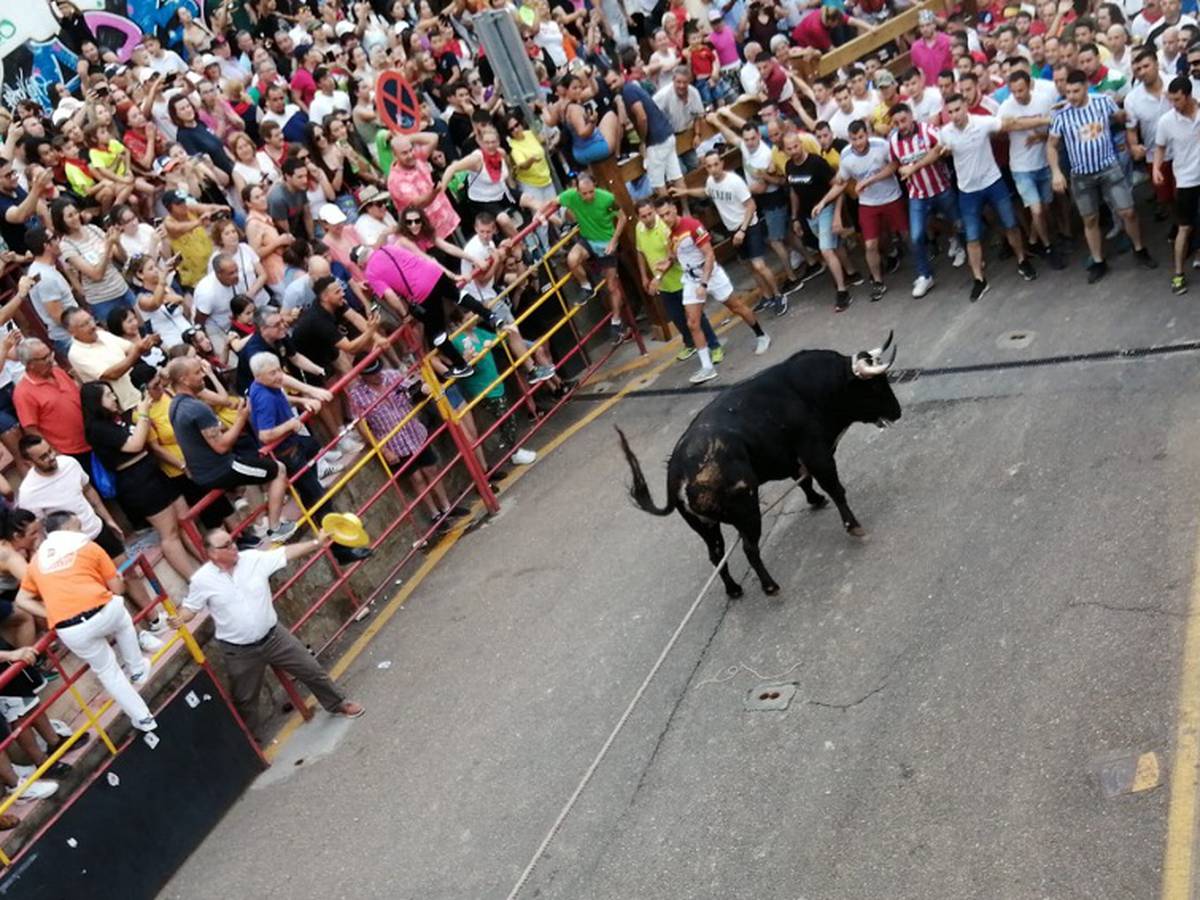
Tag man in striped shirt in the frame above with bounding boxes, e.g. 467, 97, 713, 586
1048, 68, 1158, 283
888, 103, 966, 299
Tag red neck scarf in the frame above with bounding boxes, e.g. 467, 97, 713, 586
481, 148, 503, 182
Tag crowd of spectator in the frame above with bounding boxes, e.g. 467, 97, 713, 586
0, 0, 1189, 837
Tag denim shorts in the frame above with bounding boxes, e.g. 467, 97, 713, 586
762, 201, 789, 242
738, 219, 768, 259
958, 177, 1018, 243
807, 205, 838, 251
1070, 162, 1133, 218
1012, 166, 1053, 209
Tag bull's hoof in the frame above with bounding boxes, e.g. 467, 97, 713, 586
727, 584, 744, 599
763, 581, 781, 596
808, 496, 829, 509
847, 525, 867, 538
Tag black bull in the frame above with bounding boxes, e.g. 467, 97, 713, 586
617, 342, 902, 597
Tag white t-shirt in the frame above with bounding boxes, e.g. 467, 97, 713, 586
206, 242, 268, 305
308, 90, 351, 124
148, 51, 188, 76
705, 172, 757, 231
828, 106, 859, 141
740, 139, 775, 191
1156, 106, 1200, 187
998, 80, 1058, 173
354, 211, 397, 247
193, 271, 238, 332
648, 49, 682, 91
1125, 80, 1173, 161
118, 223, 158, 260
852, 94, 878, 119
909, 87, 944, 123
937, 114, 1002, 193
459, 234, 498, 301
183, 548, 287, 645
18, 456, 103, 540
837, 137, 902, 206
739, 61, 761, 97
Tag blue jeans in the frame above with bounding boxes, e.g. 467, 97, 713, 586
89, 289, 135, 327
909, 189, 963, 279
661, 288, 719, 350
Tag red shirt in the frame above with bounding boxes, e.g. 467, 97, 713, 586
290, 66, 317, 107
13, 367, 89, 454
688, 45, 716, 78
792, 9, 841, 51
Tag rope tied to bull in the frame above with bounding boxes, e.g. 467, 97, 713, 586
504, 480, 803, 900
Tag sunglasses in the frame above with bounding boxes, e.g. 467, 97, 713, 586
405, 217, 422, 225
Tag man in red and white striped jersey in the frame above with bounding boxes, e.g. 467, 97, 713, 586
888, 103, 967, 298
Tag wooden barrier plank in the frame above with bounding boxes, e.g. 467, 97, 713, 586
815, 0, 952, 77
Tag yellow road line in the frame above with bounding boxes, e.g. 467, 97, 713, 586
1162, 524, 1200, 899
264, 340, 692, 760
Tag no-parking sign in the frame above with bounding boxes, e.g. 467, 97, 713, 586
375, 69, 421, 134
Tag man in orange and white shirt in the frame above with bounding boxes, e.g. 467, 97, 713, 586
16, 512, 157, 732
655, 197, 770, 386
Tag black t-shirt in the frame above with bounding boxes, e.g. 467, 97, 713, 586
85, 418, 137, 472
447, 110, 475, 156
236, 330, 303, 394
786, 154, 835, 220
0, 189, 31, 255
292, 304, 348, 370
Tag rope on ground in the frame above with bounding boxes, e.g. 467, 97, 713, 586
504, 481, 801, 900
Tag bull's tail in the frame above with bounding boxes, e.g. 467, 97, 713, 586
615, 426, 675, 517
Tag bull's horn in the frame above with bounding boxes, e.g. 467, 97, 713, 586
879, 330, 894, 354
883, 341, 898, 369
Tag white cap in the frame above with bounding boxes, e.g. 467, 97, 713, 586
318, 203, 347, 225
51, 97, 84, 127
335, 20, 356, 36
201, 54, 220, 68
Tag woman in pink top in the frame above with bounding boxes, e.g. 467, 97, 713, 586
707, 16, 740, 72
242, 184, 291, 297
352, 242, 503, 379
387, 132, 460, 241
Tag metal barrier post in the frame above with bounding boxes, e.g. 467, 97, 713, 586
421, 359, 500, 515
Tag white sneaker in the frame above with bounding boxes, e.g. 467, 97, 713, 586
147, 611, 169, 633
948, 238, 966, 268
754, 334, 771, 355
9, 779, 58, 802
137, 630, 163, 653
511, 448, 537, 465
912, 275, 935, 298
233, 496, 250, 512
317, 458, 344, 481
689, 367, 718, 384
322, 447, 344, 463
132, 716, 158, 732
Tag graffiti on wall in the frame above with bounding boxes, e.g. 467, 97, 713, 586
1, 0, 201, 111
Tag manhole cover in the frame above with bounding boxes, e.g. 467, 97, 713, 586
1091, 750, 1161, 798
997, 330, 1036, 350
745, 682, 797, 711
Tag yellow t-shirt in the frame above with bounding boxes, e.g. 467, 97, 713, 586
88, 139, 127, 176
634, 219, 683, 293
509, 131, 552, 188
168, 214, 215, 289
145, 394, 185, 478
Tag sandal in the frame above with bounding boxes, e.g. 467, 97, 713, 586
0, 812, 19, 830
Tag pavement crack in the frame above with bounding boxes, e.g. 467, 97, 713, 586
1066, 600, 1190, 618
807, 677, 890, 711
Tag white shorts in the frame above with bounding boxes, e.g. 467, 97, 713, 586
644, 139, 683, 189
682, 265, 734, 305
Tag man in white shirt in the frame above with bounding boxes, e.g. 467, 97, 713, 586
674, 151, 786, 314
193, 254, 242, 352
901, 68, 944, 123
1154, 75, 1200, 292
739, 42, 764, 100
172, 529, 364, 738
307, 67, 351, 124
999, 70, 1063, 266
828, 83, 862, 140
813, 121, 907, 301
902, 92, 1037, 301
141, 34, 187, 77
1126, 48, 1176, 217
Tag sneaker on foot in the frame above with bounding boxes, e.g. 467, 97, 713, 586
753, 295, 774, 312
266, 519, 298, 542
689, 367, 718, 384
754, 334, 771, 355
333, 700, 366, 719
869, 280, 887, 301
10, 779, 58, 801
884, 251, 902, 275
1173, 273, 1189, 295
675, 346, 697, 362
834, 290, 851, 312
845, 270, 865, 286
512, 448, 537, 465
1135, 248, 1159, 269
132, 717, 158, 732
137, 630, 162, 653
1016, 258, 1037, 281
911, 275, 934, 298
1087, 260, 1109, 284
443, 505, 471, 519
711, 346, 725, 364
129, 654, 153, 681
528, 365, 556, 384
447, 363, 475, 379
774, 295, 789, 317
969, 278, 990, 302
1048, 246, 1066, 270
801, 260, 827, 283
609, 322, 630, 345
317, 458, 344, 481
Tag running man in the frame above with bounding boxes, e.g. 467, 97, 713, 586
655, 197, 769, 385
1153, 76, 1200, 294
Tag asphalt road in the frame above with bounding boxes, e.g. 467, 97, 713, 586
162, 234, 1200, 900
